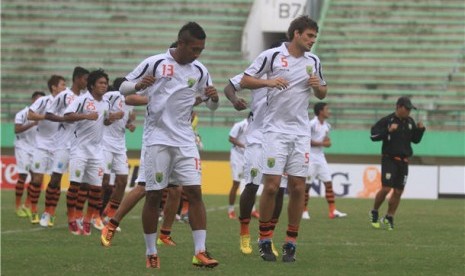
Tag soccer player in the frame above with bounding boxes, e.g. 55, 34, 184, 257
39, 67, 89, 227
99, 87, 134, 230
240, 16, 327, 262
26, 75, 67, 223
119, 22, 219, 269
227, 116, 249, 219
303, 102, 347, 220
369, 96, 425, 230
63, 69, 122, 235
224, 73, 285, 257
14, 91, 45, 217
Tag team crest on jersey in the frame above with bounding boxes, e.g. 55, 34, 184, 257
187, 78, 196, 88
75, 170, 81, 177
250, 168, 258, 178
107, 163, 112, 170
155, 172, 163, 183
408, 123, 412, 129
34, 162, 40, 169
306, 65, 314, 75
385, 173, 391, 180
267, 158, 275, 168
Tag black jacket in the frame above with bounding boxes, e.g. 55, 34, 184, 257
370, 112, 425, 158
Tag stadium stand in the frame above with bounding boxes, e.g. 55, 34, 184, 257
1, 0, 464, 130
314, 0, 465, 130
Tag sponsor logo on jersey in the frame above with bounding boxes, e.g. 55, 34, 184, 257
155, 172, 163, 183
267, 158, 275, 168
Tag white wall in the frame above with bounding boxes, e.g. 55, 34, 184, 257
242, 0, 308, 61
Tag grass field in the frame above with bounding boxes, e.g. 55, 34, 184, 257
1, 190, 464, 275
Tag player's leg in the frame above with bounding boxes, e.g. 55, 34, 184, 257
27, 148, 51, 223
81, 159, 104, 236
157, 185, 181, 246
67, 158, 86, 235
228, 150, 243, 219
371, 156, 394, 228
383, 161, 407, 230
14, 147, 30, 217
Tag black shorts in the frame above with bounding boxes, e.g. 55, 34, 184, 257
381, 156, 409, 190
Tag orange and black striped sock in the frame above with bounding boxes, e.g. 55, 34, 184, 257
48, 186, 61, 216
66, 182, 80, 222
85, 186, 102, 223
15, 179, 26, 208
75, 185, 89, 220
325, 186, 336, 213
239, 217, 251, 235
28, 182, 42, 213
285, 224, 299, 244
103, 199, 121, 219
44, 185, 57, 213
270, 218, 279, 232
108, 218, 119, 230
258, 220, 273, 241
159, 227, 171, 239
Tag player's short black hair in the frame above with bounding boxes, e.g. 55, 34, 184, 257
47, 75, 65, 93
178, 22, 206, 43
112, 77, 125, 91
288, 15, 319, 41
87, 69, 109, 92
72, 66, 89, 81
170, 41, 178, 48
31, 91, 46, 99
314, 102, 327, 116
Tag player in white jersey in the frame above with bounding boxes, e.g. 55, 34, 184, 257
99, 89, 133, 229
304, 102, 347, 220
37, 67, 89, 227
240, 16, 327, 262
227, 117, 248, 219
14, 91, 45, 217
225, 72, 286, 256
63, 69, 122, 236
26, 75, 67, 224
119, 22, 219, 269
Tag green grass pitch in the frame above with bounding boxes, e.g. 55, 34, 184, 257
2, 190, 464, 275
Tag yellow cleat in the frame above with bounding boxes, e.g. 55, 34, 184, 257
240, 234, 252, 254
271, 241, 279, 257
16, 208, 28, 218
30, 213, 40, 224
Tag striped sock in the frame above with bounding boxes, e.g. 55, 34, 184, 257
85, 186, 102, 223
325, 186, 336, 213
285, 224, 299, 244
66, 182, 80, 222
258, 220, 273, 241
28, 182, 42, 213
75, 185, 89, 220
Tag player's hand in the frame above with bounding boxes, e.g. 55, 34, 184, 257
126, 123, 136, 132
109, 111, 124, 121
308, 75, 320, 89
417, 121, 425, 129
86, 112, 98, 121
268, 77, 289, 90
388, 123, 398, 132
204, 86, 219, 102
232, 97, 247, 111
322, 137, 331, 147
135, 76, 156, 91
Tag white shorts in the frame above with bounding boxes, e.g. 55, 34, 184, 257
51, 148, 69, 174
31, 148, 54, 174
230, 149, 245, 182
144, 145, 201, 191
135, 146, 146, 184
103, 150, 129, 175
306, 160, 331, 183
243, 143, 263, 185
69, 157, 104, 186
15, 147, 33, 174
262, 132, 310, 177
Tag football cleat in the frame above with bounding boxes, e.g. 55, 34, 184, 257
146, 254, 160, 269
39, 212, 51, 227
68, 221, 80, 235
282, 242, 296, 262
329, 209, 347, 219
101, 224, 116, 247
30, 213, 40, 224
157, 236, 177, 246
381, 215, 394, 230
192, 251, 219, 268
370, 210, 380, 229
258, 240, 276, 261
239, 234, 252, 254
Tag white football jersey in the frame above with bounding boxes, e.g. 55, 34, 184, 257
244, 42, 326, 136
46, 88, 79, 150
64, 92, 110, 158
14, 106, 37, 151
125, 49, 218, 147
102, 91, 132, 153
309, 116, 331, 160
29, 95, 59, 151
229, 73, 267, 145
229, 118, 248, 155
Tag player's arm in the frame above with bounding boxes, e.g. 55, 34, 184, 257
64, 112, 98, 122
125, 110, 136, 132
14, 121, 38, 134
411, 120, 426, 144
229, 136, 245, 148
27, 109, 45, 121
44, 112, 66, 122
125, 94, 148, 106
240, 75, 288, 90
224, 82, 247, 111
308, 62, 328, 99
370, 117, 389, 141
203, 86, 219, 111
